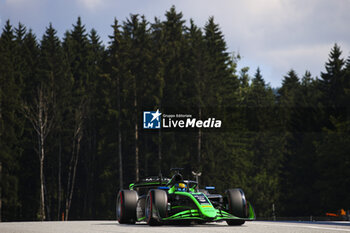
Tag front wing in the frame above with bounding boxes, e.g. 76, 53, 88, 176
157, 202, 255, 222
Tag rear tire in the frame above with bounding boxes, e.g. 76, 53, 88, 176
225, 188, 248, 226
145, 189, 168, 226
116, 190, 138, 224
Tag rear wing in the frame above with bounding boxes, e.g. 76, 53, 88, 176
129, 177, 170, 190
129, 177, 198, 190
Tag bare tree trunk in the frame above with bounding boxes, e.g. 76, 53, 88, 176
144, 141, 148, 176
23, 85, 53, 221
134, 79, 139, 182
40, 156, 45, 220
117, 75, 123, 189
198, 107, 202, 164
65, 136, 76, 220
44, 174, 51, 220
0, 97, 2, 222
87, 124, 96, 216
66, 133, 82, 220
65, 101, 84, 220
0, 162, 2, 222
158, 128, 162, 175
118, 128, 123, 189
39, 113, 46, 221
83, 121, 93, 217
135, 115, 139, 182
57, 136, 62, 220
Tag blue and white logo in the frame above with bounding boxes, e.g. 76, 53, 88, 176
143, 109, 162, 129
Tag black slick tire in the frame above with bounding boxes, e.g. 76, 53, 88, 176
145, 189, 168, 226
225, 188, 248, 226
116, 190, 138, 224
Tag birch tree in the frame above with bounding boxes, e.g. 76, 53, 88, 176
64, 99, 86, 220
22, 84, 54, 221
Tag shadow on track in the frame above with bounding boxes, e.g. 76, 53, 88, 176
262, 221, 350, 227
94, 222, 247, 228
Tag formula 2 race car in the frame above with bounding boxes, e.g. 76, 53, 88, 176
116, 169, 255, 226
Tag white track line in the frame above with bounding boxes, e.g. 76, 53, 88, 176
255, 222, 350, 232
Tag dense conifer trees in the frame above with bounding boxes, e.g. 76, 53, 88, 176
0, 7, 349, 220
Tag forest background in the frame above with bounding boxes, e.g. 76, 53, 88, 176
0, 7, 349, 221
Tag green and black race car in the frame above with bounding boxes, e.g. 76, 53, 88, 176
116, 169, 255, 226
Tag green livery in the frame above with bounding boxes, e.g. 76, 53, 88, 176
116, 169, 255, 226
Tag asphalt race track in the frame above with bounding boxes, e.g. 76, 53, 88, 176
1, 221, 350, 233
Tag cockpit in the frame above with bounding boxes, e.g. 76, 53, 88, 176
175, 182, 187, 192
167, 169, 198, 193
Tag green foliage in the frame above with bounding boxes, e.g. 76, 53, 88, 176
315, 118, 350, 212
0, 9, 349, 221
0, 20, 25, 220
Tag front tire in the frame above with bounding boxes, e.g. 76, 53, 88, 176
225, 188, 248, 226
145, 189, 168, 226
116, 190, 138, 224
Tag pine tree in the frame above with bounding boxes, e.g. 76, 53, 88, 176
123, 14, 159, 181
201, 16, 241, 191
246, 67, 275, 130
106, 18, 125, 191
242, 68, 283, 217
38, 23, 71, 220
298, 71, 322, 131
150, 17, 165, 175
343, 56, 350, 106
278, 69, 300, 99
277, 69, 300, 130
62, 17, 90, 220
312, 45, 350, 215
252, 67, 265, 87
161, 7, 195, 174
320, 44, 345, 108
204, 16, 238, 107
186, 19, 206, 169
315, 118, 350, 213
162, 6, 186, 108
238, 66, 250, 103
78, 28, 104, 218
0, 20, 25, 221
